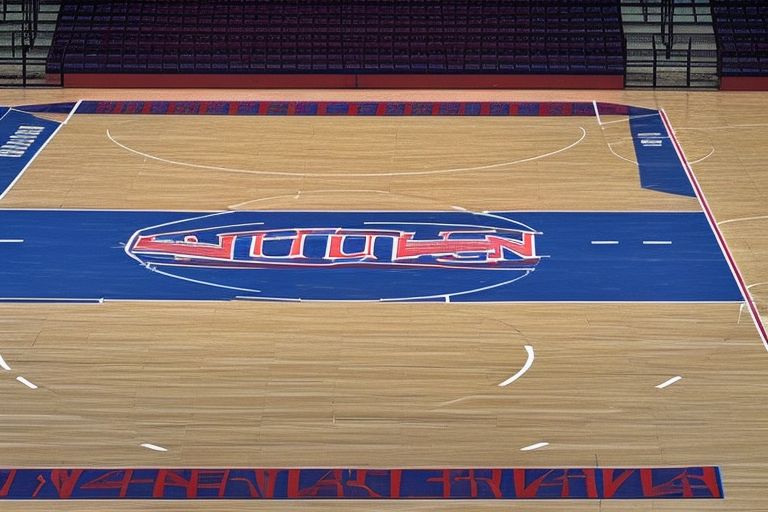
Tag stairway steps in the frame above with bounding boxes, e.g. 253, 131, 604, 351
621, 0, 718, 88
0, 1, 60, 85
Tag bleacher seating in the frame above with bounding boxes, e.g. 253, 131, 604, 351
47, 0, 625, 76
711, 1, 768, 76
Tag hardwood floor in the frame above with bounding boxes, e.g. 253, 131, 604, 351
0, 88, 766, 511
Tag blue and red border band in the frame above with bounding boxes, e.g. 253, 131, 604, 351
11, 100, 642, 117
75, 100, 615, 116
0, 467, 723, 500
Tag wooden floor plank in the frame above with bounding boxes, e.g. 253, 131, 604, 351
0, 89, 765, 510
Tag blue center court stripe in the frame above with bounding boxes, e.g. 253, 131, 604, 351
0, 210, 741, 303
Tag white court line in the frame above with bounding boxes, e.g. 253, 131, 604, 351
364, 220, 539, 233
435, 395, 496, 407
230, 189, 394, 209
478, 211, 539, 233
236, 295, 301, 303
63, 99, 83, 125
598, 113, 661, 126
245, 299, 740, 304
145, 264, 261, 294
0, 297, 102, 303
679, 123, 768, 131
689, 147, 715, 165
593, 100, 603, 126
656, 376, 682, 389
592, 101, 662, 128
0, 207, 707, 213
380, 272, 532, 303
661, 109, 768, 352
607, 141, 639, 165
104, 298, 221, 304
140, 443, 168, 452
591, 240, 619, 245
498, 345, 535, 387
0, 354, 10, 371
130, 221, 264, 239
16, 376, 37, 389
122, 210, 236, 267
643, 240, 673, 245
0, 239, 23, 243
520, 442, 549, 452
0, 297, 742, 305
106, 127, 587, 177
608, 135, 637, 143
718, 215, 768, 226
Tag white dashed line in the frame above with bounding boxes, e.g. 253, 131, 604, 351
656, 376, 683, 389
591, 240, 673, 245
520, 442, 549, 452
0, 355, 10, 371
140, 443, 168, 452
16, 376, 38, 389
498, 345, 535, 387
0, 239, 23, 243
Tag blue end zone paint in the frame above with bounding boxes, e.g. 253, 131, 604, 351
0, 467, 723, 499
0, 210, 741, 302
14, 102, 76, 114
0, 109, 61, 198
629, 111, 696, 197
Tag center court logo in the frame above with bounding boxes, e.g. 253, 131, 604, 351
125, 211, 542, 301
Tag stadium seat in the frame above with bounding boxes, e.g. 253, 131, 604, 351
47, 0, 626, 76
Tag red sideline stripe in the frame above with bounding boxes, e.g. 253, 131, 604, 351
659, 109, 768, 351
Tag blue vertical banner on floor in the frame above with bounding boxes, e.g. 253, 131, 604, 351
628, 110, 695, 197
0, 108, 61, 198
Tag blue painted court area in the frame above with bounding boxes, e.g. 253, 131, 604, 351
0, 210, 741, 302
0, 109, 61, 198
628, 110, 695, 197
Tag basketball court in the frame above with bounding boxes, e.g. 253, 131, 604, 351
0, 88, 766, 510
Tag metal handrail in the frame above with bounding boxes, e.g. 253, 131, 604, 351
652, 36, 658, 86
626, 34, 714, 88
710, 1, 723, 81
1, 0, 41, 42
6, 27, 55, 57
0, 0, 59, 86
686, 37, 692, 86
660, 0, 675, 59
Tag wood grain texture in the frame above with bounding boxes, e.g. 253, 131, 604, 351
1, 112, 698, 212
0, 89, 766, 511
